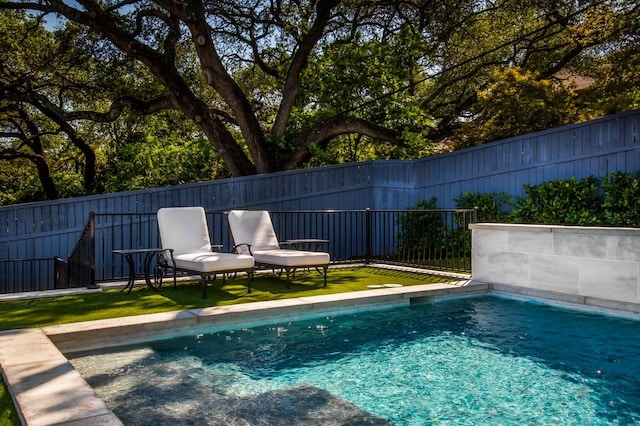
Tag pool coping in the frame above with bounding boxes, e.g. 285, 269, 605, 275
0, 280, 483, 426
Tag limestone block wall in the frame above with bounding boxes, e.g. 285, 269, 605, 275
470, 223, 640, 308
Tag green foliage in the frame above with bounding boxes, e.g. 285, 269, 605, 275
2, 2, 640, 205
454, 174, 640, 227
510, 177, 602, 225
104, 137, 219, 192
396, 197, 454, 259
305, 134, 421, 167
397, 198, 444, 253
571, 3, 640, 116
0, 160, 30, 205
458, 67, 585, 146
602, 172, 640, 227
102, 114, 226, 192
396, 198, 471, 266
304, 30, 423, 119
454, 191, 513, 222
299, 29, 436, 165
402, 173, 640, 260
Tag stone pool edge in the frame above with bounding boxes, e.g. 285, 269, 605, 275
0, 281, 481, 426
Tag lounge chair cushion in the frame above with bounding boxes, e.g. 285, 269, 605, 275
227, 210, 282, 253
252, 249, 330, 268
157, 207, 213, 254
158, 206, 255, 273
172, 252, 254, 273
228, 209, 330, 269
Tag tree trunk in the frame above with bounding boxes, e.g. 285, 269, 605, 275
32, 155, 59, 200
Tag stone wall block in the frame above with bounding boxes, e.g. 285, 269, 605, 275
580, 259, 639, 302
487, 252, 530, 286
530, 255, 580, 294
553, 233, 606, 258
473, 230, 508, 256
509, 231, 552, 254
607, 236, 640, 262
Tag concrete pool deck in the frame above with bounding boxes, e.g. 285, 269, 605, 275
0, 279, 483, 426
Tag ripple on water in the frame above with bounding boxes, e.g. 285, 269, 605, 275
70, 296, 640, 425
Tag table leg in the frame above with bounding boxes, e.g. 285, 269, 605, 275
143, 252, 162, 290
122, 254, 135, 294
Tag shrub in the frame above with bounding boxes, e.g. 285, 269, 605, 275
396, 197, 471, 264
510, 176, 603, 225
454, 191, 513, 222
401, 172, 640, 265
602, 171, 640, 227
396, 197, 445, 255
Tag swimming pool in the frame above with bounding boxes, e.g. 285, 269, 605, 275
70, 295, 640, 425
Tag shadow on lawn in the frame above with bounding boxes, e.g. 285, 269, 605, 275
153, 265, 444, 307
153, 269, 337, 305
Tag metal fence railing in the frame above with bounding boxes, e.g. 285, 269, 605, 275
54, 212, 97, 290
95, 209, 476, 283
1, 208, 477, 294
0, 258, 55, 293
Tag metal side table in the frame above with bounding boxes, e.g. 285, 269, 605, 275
113, 248, 171, 294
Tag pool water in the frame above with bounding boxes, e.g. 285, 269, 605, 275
70, 296, 640, 425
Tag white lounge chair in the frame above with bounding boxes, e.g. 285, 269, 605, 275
227, 210, 330, 287
157, 207, 255, 297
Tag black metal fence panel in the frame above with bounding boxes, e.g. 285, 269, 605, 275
91, 209, 474, 285
0, 258, 55, 293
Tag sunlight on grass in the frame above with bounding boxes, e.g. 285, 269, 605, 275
0, 267, 454, 331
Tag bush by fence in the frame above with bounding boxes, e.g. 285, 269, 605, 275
455, 171, 640, 226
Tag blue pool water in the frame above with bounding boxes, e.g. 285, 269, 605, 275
70, 296, 640, 425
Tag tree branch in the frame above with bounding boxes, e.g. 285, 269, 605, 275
283, 115, 401, 169
272, 0, 341, 138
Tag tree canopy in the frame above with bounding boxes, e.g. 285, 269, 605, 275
0, 0, 639, 204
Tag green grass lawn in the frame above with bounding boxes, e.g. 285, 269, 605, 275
0, 266, 456, 426
0, 266, 453, 331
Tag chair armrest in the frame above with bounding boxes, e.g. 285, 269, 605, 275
159, 248, 175, 266
232, 242, 252, 255
282, 239, 329, 251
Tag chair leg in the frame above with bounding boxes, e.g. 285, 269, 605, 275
172, 268, 177, 290
201, 275, 208, 298
323, 266, 328, 287
285, 267, 292, 288
247, 270, 253, 293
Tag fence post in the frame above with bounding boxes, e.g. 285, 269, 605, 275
87, 211, 98, 289
54, 257, 69, 289
472, 206, 479, 223
365, 208, 371, 264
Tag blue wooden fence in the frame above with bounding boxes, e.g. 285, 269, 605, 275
409, 110, 640, 207
1, 109, 639, 292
